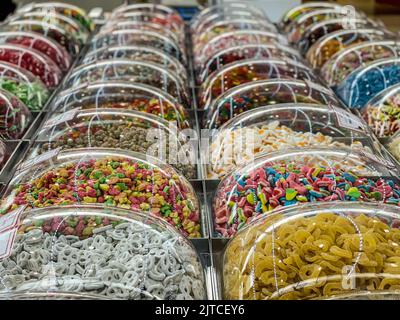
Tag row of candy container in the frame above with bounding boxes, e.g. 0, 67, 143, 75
0, 2, 92, 197
0, 3, 207, 300
194, 3, 400, 300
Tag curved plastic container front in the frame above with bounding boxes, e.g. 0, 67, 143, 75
108, 11, 184, 38
194, 30, 288, 69
51, 81, 190, 130
362, 83, 400, 137
6, 10, 88, 44
387, 131, 400, 163
17, 2, 94, 32
4, 20, 81, 56
0, 61, 49, 111
198, 58, 319, 110
191, 2, 266, 35
0, 88, 32, 139
31, 108, 196, 179
197, 43, 302, 84
223, 202, 400, 299
193, 19, 277, 54
298, 18, 380, 56
0, 31, 71, 72
100, 21, 182, 48
0, 139, 5, 168
280, 2, 343, 32
287, 8, 364, 44
89, 29, 185, 65
207, 103, 375, 179
213, 146, 399, 237
0, 44, 62, 89
112, 3, 184, 23
0, 205, 205, 299
306, 29, 391, 69
82, 45, 187, 82
204, 79, 342, 129
336, 58, 400, 109
0, 148, 201, 238
322, 40, 400, 87
65, 60, 189, 107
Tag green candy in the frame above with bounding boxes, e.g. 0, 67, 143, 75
285, 188, 297, 201
346, 187, 361, 199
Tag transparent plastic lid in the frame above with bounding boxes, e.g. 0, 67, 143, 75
223, 202, 400, 299
6, 10, 88, 43
1, 148, 201, 238
306, 28, 391, 69
197, 43, 302, 84
17, 2, 94, 32
0, 31, 71, 72
193, 19, 277, 54
65, 60, 190, 107
4, 20, 81, 57
0, 88, 32, 139
0, 44, 62, 89
194, 30, 288, 68
191, 3, 267, 35
387, 131, 400, 163
280, 2, 343, 32
82, 45, 187, 83
108, 11, 184, 37
336, 57, 400, 109
0, 205, 205, 299
207, 103, 375, 179
199, 58, 319, 110
298, 18, 380, 56
322, 40, 400, 87
31, 108, 196, 179
287, 8, 364, 44
213, 147, 399, 238
89, 29, 185, 65
0, 139, 5, 167
362, 83, 400, 137
204, 79, 343, 129
51, 81, 190, 130
100, 21, 182, 48
0, 61, 49, 111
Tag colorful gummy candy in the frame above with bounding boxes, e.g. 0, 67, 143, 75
3, 157, 201, 238
213, 163, 400, 237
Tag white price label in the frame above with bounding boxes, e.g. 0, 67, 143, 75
0, 227, 17, 260
16, 147, 61, 173
333, 106, 365, 132
42, 108, 81, 130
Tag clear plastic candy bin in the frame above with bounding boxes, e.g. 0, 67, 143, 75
51, 81, 190, 130
306, 29, 391, 69
89, 29, 185, 65
82, 45, 187, 83
65, 60, 189, 108
0, 44, 62, 89
197, 43, 302, 84
387, 131, 400, 163
0, 61, 49, 111
30, 108, 196, 179
336, 58, 400, 109
0, 88, 31, 139
0, 148, 201, 238
17, 2, 94, 32
0, 205, 205, 299
204, 79, 342, 129
198, 58, 319, 110
223, 202, 400, 299
321, 40, 400, 87
298, 18, 380, 56
207, 103, 375, 179
362, 83, 400, 137
213, 147, 399, 237
280, 2, 343, 33
0, 31, 71, 72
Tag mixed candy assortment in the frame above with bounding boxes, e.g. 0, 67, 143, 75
1, 1, 400, 301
